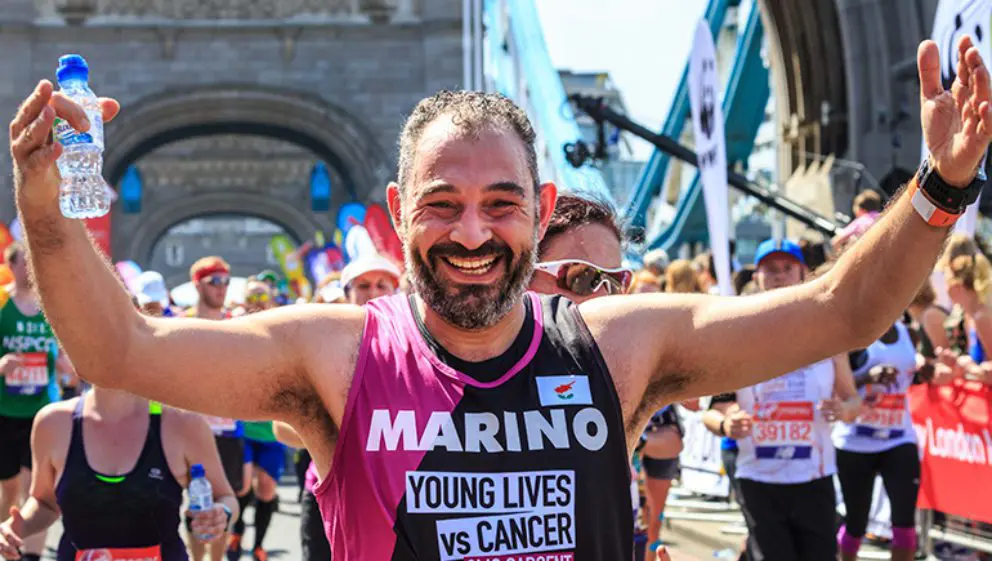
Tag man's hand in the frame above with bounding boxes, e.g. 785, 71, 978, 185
0, 355, 22, 378
819, 398, 862, 423
919, 37, 992, 187
930, 348, 967, 385
722, 409, 752, 439
0, 507, 26, 560
9, 80, 119, 209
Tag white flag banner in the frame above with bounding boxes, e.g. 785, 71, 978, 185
926, 0, 992, 237
688, 20, 733, 296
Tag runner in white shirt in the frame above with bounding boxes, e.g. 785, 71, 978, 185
705, 240, 862, 561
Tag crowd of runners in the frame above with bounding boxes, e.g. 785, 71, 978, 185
0, 35, 991, 561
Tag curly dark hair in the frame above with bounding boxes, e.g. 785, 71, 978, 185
397, 90, 540, 194
538, 194, 623, 257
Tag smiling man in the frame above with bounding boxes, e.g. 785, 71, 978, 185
8, 38, 992, 561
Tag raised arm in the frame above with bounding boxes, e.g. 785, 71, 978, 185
584, 37, 992, 407
9, 81, 365, 424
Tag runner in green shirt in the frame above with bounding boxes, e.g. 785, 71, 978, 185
232, 280, 285, 561
0, 242, 64, 561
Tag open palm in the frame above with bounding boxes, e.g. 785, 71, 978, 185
920, 36, 992, 187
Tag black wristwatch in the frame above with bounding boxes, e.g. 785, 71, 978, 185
916, 156, 986, 213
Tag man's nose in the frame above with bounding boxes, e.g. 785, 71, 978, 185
448, 207, 492, 250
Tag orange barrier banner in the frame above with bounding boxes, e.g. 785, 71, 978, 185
910, 381, 992, 524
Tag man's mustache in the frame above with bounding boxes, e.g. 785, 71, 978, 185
427, 240, 513, 262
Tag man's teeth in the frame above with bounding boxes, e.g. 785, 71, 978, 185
445, 256, 497, 275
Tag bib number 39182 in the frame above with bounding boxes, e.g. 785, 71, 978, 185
752, 401, 814, 460
6, 352, 47, 396
76, 545, 162, 561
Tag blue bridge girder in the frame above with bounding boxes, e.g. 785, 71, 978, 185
649, 2, 770, 251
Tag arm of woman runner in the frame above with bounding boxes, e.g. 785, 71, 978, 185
581, 38, 992, 408
921, 305, 951, 352
0, 402, 68, 557
182, 413, 239, 541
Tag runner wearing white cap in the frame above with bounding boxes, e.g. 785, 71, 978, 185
339, 254, 401, 306
135, 271, 173, 317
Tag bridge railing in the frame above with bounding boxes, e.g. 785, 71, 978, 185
482, 0, 612, 204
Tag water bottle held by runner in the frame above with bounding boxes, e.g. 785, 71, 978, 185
187, 464, 214, 539
53, 54, 110, 219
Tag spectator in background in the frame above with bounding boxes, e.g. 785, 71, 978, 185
313, 272, 346, 304
941, 237, 992, 364
800, 239, 829, 271
642, 249, 670, 277
832, 190, 883, 252
629, 270, 663, 294
692, 252, 718, 294
733, 265, 755, 296
906, 280, 951, 364
340, 254, 401, 306
186, 256, 232, 320
665, 259, 702, 294
135, 271, 174, 317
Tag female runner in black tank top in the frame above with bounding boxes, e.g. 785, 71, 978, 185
0, 386, 239, 561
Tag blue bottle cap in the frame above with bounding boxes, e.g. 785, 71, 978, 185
57, 54, 89, 83
190, 464, 205, 478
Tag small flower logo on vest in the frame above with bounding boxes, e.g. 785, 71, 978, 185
555, 381, 576, 400
148, 468, 163, 480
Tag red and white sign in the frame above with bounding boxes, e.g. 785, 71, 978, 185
910, 381, 992, 524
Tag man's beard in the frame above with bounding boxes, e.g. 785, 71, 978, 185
406, 228, 538, 330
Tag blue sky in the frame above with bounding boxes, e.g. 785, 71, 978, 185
536, 0, 708, 160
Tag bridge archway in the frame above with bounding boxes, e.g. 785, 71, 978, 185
105, 86, 393, 262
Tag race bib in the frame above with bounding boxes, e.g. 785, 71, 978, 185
752, 401, 814, 460
856, 393, 906, 440
205, 416, 238, 434
406, 470, 576, 561
6, 352, 48, 395
76, 545, 161, 561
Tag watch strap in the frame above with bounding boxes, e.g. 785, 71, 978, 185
910, 178, 962, 227
916, 157, 985, 213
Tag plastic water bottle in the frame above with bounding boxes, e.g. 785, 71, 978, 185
53, 54, 110, 219
187, 464, 214, 540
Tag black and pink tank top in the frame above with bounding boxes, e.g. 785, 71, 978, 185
314, 292, 631, 560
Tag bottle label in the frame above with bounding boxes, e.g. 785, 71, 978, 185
54, 117, 93, 147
